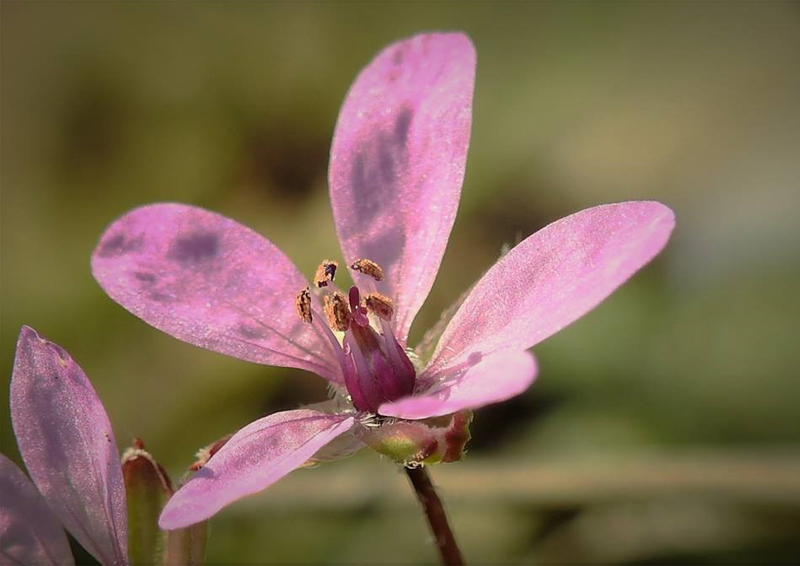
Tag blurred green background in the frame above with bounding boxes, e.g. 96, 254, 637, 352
2, 2, 800, 564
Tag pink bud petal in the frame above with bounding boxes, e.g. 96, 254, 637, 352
10, 326, 128, 566
427, 202, 675, 375
380, 350, 537, 420
0, 454, 75, 566
91, 203, 341, 383
329, 32, 475, 345
159, 410, 355, 530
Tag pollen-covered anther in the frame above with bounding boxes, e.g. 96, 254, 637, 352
295, 287, 313, 324
313, 260, 338, 288
365, 292, 394, 320
350, 258, 384, 281
324, 291, 352, 331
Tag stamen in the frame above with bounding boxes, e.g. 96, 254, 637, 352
342, 331, 373, 412
324, 292, 351, 331
350, 258, 384, 281
295, 287, 313, 324
310, 306, 349, 379
313, 260, 338, 288
365, 293, 394, 320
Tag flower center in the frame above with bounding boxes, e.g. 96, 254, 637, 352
295, 259, 416, 414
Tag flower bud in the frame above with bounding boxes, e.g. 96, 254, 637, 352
122, 438, 208, 565
122, 439, 173, 566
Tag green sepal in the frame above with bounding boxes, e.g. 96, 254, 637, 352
358, 411, 473, 465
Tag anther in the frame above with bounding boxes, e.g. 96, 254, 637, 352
365, 293, 394, 321
324, 292, 352, 331
350, 258, 384, 281
295, 287, 313, 324
313, 260, 338, 288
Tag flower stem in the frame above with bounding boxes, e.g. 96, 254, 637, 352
404, 466, 465, 566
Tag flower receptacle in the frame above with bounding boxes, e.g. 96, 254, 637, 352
358, 411, 473, 466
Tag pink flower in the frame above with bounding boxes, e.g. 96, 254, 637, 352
2, 326, 128, 566
91, 32, 674, 530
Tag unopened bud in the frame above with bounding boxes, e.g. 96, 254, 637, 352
122, 439, 173, 566
189, 434, 232, 472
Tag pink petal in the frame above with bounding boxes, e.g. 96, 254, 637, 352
10, 326, 128, 566
379, 350, 537, 420
91, 203, 340, 383
158, 410, 355, 530
427, 202, 676, 374
329, 32, 476, 344
0, 454, 74, 566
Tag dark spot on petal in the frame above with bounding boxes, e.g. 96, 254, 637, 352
237, 324, 265, 340
101, 234, 124, 252
467, 352, 483, 367
134, 271, 157, 284
168, 231, 219, 264
378, 140, 395, 184
394, 106, 413, 145
97, 233, 143, 258
392, 48, 404, 65
351, 153, 366, 197
360, 224, 405, 272
149, 291, 174, 303
345, 126, 409, 236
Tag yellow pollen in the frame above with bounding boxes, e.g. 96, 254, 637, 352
313, 260, 338, 288
365, 293, 394, 320
351, 258, 384, 281
324, 292, 351, 331
295, 287, 313, 324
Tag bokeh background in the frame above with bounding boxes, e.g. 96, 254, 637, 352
2, 2, 800, 564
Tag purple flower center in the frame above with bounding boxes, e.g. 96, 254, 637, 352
295, 259, 416, 414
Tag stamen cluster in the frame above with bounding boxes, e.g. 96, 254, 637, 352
295, 259, 416, 414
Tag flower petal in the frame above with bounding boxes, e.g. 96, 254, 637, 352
10, 326, 128, 566
380, 350, 537, 420
0, 454, 74, 566
329, 32, 476, 344
91, 203, 341, 383
158, 410, 355, 530
427, 202, 676, 374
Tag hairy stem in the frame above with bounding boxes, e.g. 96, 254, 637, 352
405, 466, 465, 566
